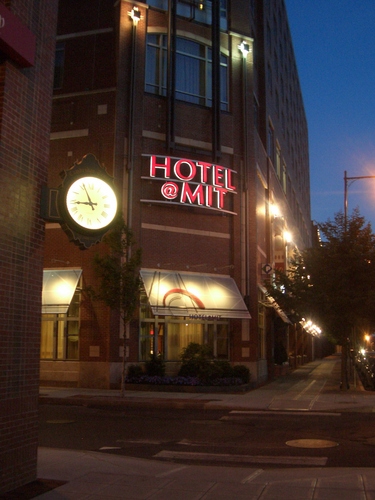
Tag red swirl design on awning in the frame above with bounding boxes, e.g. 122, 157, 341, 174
163, 288, 205, 309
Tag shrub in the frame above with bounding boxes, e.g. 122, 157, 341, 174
178, 343, 213, 378
212, 359, 234, 378
125, 344, 251, 386
232, 364, 250, 384
127, 364, 144, 379
178, 343, 250, 385
145, 354, 166, 377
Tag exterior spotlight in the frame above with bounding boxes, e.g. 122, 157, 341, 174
238, 41, 250, 58
129, 6, 141, 24
283, 230, 292, 243
270, 204, 281, 219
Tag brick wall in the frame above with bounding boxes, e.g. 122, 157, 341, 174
0, 0, 58, 494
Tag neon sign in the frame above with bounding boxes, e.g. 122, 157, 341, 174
142, 155, 237, 214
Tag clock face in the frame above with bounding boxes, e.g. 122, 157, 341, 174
65, 176, 117, 230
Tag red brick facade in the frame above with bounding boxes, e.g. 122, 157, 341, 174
43, 0, 312, 389
0, 0, 58, 494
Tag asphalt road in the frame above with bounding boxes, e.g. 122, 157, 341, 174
38, 404, 375, 469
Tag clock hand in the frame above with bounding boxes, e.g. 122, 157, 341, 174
71, 201, 98, 206
82, 183, 96, 210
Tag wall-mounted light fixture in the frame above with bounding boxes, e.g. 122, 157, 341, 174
283, 230, 292, 243
270, 203, 281, 220
129, 6, 141, 25
300, 319, 322, 337
238, 41, 251, 58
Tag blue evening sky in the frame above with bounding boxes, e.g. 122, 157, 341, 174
285, 0, 375, 227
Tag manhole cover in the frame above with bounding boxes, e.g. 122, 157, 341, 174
286, 439, 338, 449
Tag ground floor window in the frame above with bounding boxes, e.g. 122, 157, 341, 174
258, 289, 266, 359
40, 290, 80, 360
140, 294, 229, 361
140, 317, 229, 361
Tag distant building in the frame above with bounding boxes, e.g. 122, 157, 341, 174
0, 0, 58, 494
42, 0, 313, 389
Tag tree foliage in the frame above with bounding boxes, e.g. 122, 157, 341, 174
268, 209, 375, 346
91, 215, 142, 394
93, 215, 142, 324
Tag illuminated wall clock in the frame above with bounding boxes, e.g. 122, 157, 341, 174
58, 154, 118, 249
65, 176, 117, 230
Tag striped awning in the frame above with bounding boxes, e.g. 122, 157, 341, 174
258, 284, 292, 324
140, 269, 251, 319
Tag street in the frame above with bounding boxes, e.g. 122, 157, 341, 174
39, 404, 375, 469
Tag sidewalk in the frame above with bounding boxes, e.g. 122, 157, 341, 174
35, 448, 375, 499
39, 354, 375, 413
13, 356, 375, 499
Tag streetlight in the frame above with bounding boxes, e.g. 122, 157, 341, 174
344, 170, 375, 226
365, 334, 370, 350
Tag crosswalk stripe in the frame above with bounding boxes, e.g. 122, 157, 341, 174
154, 450, 328, 466
227, 410, 341, 417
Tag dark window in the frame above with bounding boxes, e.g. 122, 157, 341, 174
268, 124, 275, 164
53, 42, 65, 89
146, 34, 228, 111
146, 0, 227, 29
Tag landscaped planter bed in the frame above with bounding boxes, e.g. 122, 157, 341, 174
125, 383, 253, 393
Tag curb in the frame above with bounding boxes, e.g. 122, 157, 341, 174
38, 395, 221, 411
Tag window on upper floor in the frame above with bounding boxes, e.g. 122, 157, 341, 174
145, 34, 229, 111
254, 97, 259, 132
146, 0, 227, 30
53, 42, 65, 89
275, 89, 280, 117
276, 143, 281, 178
266, 23, 271, 50
267, 63, 272, 94
282, 160, 287, 194
267, 123, 274, 164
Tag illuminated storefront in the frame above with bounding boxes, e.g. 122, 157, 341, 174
139, 269, 250, 361
41, 270, 82, 360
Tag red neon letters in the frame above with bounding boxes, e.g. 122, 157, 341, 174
149, 156, 236, 211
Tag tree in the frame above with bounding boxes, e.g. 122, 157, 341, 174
268, 209, 375, 389
91, 215, 142, 396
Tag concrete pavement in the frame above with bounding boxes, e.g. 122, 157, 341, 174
39, 354, 375, 414
25, 356, 375, 498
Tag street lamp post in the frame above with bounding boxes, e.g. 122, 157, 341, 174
343, 171, 375, 388
344, 170, 375, 227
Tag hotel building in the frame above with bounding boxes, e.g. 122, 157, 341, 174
41, 0, 313, 389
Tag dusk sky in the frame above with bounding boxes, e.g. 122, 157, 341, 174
285, 0, 375, 227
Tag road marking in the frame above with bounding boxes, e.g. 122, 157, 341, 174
116, 439, 163, 445
99, 446, 122, 450
242, 469, 264, 483
226, 410, 341, 417
178, 439, 209, 446
156, 465, 189, 477
293, 380, 317, 399
154, 450, 328, 466
46, 420, 76, 424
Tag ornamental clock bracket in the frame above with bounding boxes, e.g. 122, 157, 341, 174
41, 154, 118, 249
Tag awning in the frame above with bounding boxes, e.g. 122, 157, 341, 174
258, 284, 292, 324
140, 269, 251, 319
42, 269, 82, 314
